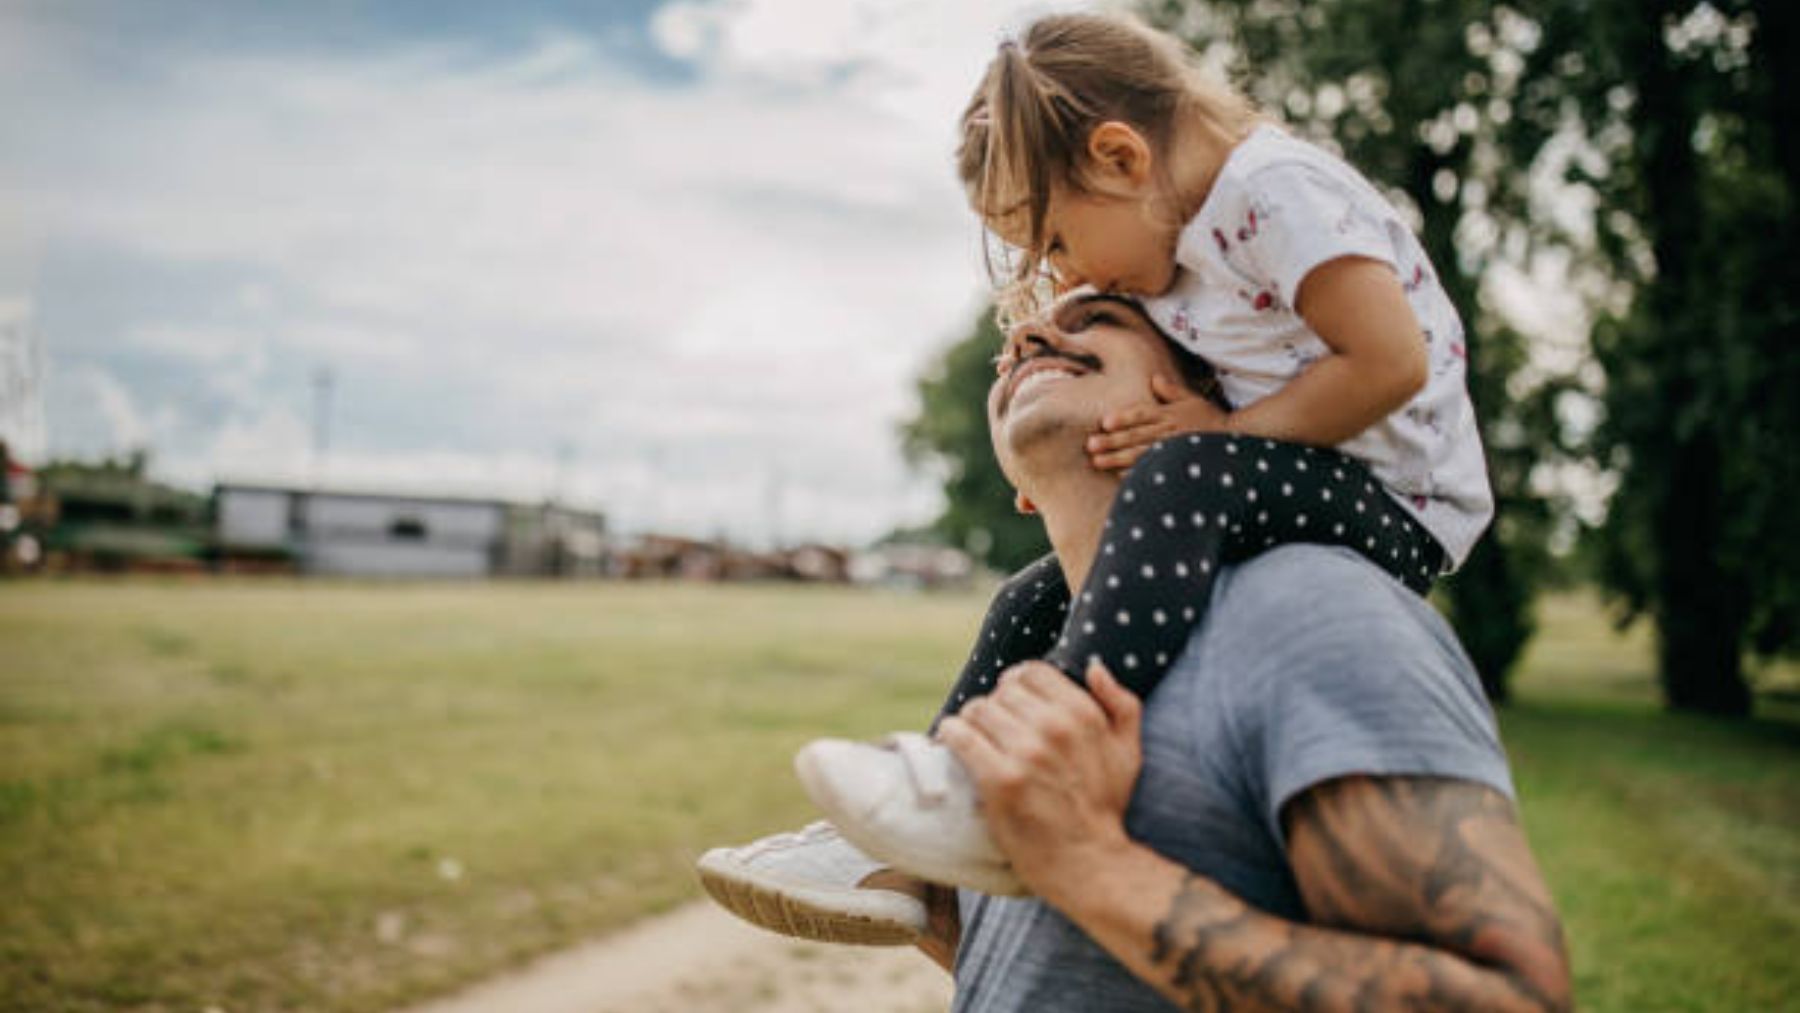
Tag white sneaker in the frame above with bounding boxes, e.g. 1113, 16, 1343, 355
794, 732, 1029, 897
695, 821, 928, 945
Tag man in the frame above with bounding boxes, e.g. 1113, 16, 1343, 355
702, 290, 1570, 1011
925, 290, 1570, 1010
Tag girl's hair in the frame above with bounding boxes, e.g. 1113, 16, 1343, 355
958, 12, 1259, 320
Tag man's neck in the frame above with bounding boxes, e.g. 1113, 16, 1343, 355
1025, 461, 1120, 593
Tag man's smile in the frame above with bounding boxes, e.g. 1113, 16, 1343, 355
999, 343, 1103, 417
1012, 362, 1081, 400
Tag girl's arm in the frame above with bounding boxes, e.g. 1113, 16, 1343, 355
1223, 255, 1428, 444
1087, 255, 1428, 470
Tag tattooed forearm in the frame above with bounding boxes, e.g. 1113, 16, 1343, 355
1289, 777, 1568, 1005
1148, 872, 1548, 1012
1137, 777, 1570, 1012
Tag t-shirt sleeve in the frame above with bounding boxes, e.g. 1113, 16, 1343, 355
1233, 162, 1399, 311
1205, 548, 1514, 848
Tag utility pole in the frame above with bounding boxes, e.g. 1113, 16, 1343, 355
310, 366, 334, 488
0, 313, 46, 462
764, 464, 785, 551
553, 440, 574, 506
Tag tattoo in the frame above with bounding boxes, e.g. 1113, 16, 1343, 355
1146, 777, 1569, 1012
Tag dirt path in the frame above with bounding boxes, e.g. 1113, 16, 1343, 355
400, 901, 952, 1013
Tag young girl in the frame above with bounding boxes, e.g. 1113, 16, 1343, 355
923, 10, 1494, 704
698, 11, 1492, 934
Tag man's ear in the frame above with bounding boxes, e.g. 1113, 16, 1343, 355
1014, 490, 1038, 515
1086, 121, 1155, 188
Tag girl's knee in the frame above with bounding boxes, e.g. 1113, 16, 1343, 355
1120, 432, 1249, 497
990, 553, 1069, 615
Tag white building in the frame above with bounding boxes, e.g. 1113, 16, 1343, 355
216, 484, 606, 578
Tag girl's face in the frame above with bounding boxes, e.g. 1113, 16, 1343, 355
1038, 181, 1179, 298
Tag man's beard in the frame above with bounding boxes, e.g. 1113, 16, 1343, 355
996, 392, 1097, 477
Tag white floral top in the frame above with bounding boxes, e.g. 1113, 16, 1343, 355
1142, 125, 1493, 568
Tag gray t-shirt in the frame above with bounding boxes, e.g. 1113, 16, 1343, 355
951, 545, 1514, 1013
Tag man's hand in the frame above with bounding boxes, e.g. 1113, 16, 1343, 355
935, 660, 1143, 902
1086, 374, 1230, 472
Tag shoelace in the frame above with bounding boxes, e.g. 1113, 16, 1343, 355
777, 821, 837, 846
885, 731, 950, 806
738, 820, 838, 860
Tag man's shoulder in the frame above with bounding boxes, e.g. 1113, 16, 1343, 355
1165, 544, 1500, 769
1201, 545, 1455, 658
1149, 543, 1473, 757
1166, 545, 1514, 831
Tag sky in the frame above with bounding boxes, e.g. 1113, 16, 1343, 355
0, 0, 1086, 545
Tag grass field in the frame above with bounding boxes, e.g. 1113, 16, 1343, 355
2, 579, 1797, 1012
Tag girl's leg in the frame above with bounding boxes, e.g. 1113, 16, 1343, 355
932, 552, 1068, 725
1045, 433, 1446, 697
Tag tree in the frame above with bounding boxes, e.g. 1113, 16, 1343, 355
1575, 0, 1800, 714
1172, 0, 1800, 713
1144, 0, 1589, 699
902, 309, 1050, 573
906, 2, 1800, 710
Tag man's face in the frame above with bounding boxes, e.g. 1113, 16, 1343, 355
986, 290, 1188, 479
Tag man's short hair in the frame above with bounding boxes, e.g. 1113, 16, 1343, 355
1165, 335, 1227, 410
1110, 295, 1228, 410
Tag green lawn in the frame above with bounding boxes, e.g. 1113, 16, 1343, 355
1, 580, 1795, 1012
1503, 599, 1800, 1011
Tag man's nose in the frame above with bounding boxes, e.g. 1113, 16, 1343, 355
1002, 320, 1058, 368
1006, 310, 1046, 346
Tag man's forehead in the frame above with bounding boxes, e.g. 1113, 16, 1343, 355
1058, 291, 1151, 325
1028, 290, 1163, 345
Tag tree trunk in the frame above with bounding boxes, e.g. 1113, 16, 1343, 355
1654, 436, 1752, 715
1752, 0, 1800, 195
1447, 533, 1529, 703
1633, 1, 1754, 715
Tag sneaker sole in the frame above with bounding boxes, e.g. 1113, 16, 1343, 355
793, 747, 1030, 898
695, 851, 926, 946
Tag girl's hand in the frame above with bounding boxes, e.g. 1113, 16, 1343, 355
1086, 374, 1230, 471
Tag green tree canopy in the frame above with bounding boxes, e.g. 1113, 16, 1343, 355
905, 2, 1799, 711
902, 310, 1050, 573
1572, 0, 1800, 713
1150, 0, 1580, 698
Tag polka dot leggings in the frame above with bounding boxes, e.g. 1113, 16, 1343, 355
935, 433, 1447, 719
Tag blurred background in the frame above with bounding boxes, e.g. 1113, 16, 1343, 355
1, 1, 1795, 1011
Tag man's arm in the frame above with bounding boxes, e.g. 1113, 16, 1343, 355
1113, 775, 1572, 1012
939, 663, 1571, 1012
1280, 775, 1570, 1008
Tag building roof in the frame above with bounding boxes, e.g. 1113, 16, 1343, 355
214, 482, 605, 523
215, 482, 515, 511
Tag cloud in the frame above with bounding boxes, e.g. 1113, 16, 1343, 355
65, 366, 170, 452
127, 323, 255, 365
3, 1, 1077, 542
649, 0, 1084, 126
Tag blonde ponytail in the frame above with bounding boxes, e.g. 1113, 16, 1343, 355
957, 12, 1260, 322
